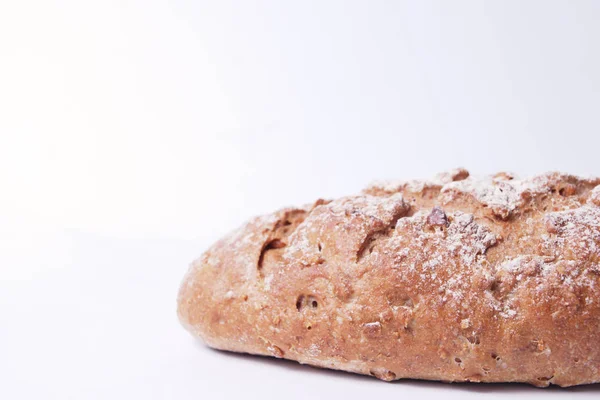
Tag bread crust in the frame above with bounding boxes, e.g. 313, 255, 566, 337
177, 170, 600, 387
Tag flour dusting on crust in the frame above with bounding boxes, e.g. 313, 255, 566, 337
179, 169, 600, 388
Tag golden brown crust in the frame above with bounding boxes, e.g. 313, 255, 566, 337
177, 170, 600, 387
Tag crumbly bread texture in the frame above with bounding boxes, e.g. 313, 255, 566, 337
177, 169, 600, 387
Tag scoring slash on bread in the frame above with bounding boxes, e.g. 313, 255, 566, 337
177, 169, 600, 387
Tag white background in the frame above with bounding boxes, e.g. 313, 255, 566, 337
1, 1, 599, 398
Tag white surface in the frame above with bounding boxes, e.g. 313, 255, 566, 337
1, 1, 599, 398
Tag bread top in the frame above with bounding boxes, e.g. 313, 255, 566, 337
179, 169, 600, 386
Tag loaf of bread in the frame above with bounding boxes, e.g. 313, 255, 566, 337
177, 169, 600, 387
